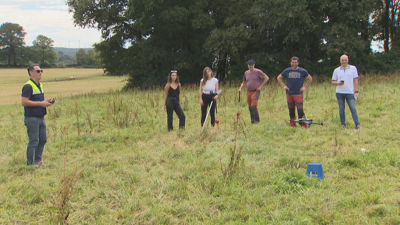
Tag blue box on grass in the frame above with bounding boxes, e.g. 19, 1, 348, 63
306, 163, 324, 180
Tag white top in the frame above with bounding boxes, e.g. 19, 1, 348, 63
200, 77, 218, 92
332, 65, 358, 94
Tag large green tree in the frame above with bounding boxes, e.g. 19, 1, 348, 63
372, 0, 400, 52
323, 0, 375, 56
75, 48, 86, 66
247, 0, 377, 75
32, 35, 58, 66
68, 0, 215, 87
202, 0, 254, 80
0, 49, 7, 65
0, 23, 26, 67
85, 49, 98, 66
18, 46, 36, 66
57, 51, 77, 65
244, 0, 328, 76
74, 48, 99, 67
68, 0, 381, 87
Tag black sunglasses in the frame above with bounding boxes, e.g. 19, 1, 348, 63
35, 70, 43, 73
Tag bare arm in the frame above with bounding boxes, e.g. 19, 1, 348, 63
213, 81, 219, 100
354, 78, 359, 98
199, 81, 204, 106
331, 80, 344, 86
277, 74, 289, 91
256, 74, 269, 91
300, 74, 313, 91
21, 97, 52, 107
238, 81, 247, 92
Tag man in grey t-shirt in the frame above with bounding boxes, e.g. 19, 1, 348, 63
238, 60, 269, 124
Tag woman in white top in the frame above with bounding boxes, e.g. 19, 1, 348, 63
199, 67, 219, 129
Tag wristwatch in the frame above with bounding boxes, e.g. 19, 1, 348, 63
354, 91, 359, 93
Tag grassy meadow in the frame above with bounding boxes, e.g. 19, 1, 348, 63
0, 69, 400, 224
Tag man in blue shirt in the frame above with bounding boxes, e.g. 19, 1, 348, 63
277, 57, 313, 128
21, 64, 55, 166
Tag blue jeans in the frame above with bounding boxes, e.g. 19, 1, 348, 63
336, 93, 360, 126
24, 117, 47, 164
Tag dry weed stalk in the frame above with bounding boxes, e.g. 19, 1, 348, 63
220, 117, 246, 182
50, 158, 84, 224
74, 100, 80, 137
333, 130, 337, 156
86, 111, 93, 133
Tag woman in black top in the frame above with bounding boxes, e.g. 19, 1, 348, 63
164, 70, 185, 131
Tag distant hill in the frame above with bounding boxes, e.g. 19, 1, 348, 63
54, 47, 93, 56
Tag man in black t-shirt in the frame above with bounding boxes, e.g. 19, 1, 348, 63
21, 64, 54, 166
277, 57, 313, 128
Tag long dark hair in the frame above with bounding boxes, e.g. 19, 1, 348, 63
202, 67, 213, 86
167, 70, 180, 84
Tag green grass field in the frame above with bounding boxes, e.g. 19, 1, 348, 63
0, 70, 399, 224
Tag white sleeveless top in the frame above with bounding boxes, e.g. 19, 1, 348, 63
200, 77, 218, 92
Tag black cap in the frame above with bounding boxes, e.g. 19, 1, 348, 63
246, 59, 256, 65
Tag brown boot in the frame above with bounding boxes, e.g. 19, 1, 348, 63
290, 118, 297, 127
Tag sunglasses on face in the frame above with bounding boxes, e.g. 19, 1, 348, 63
35, 70, 43, 73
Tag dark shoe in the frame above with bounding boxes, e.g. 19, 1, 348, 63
27, 161, 39, 169
355, 124, 361, 129
254, 112, 260, 123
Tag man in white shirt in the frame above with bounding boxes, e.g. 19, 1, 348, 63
331, 54, 360, 129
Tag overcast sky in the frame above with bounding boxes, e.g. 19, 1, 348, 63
0, 0, 102, 48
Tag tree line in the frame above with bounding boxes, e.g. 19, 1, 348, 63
66, 0, 400, 88
0, 23, 99, 68
2, 1, 399, 87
